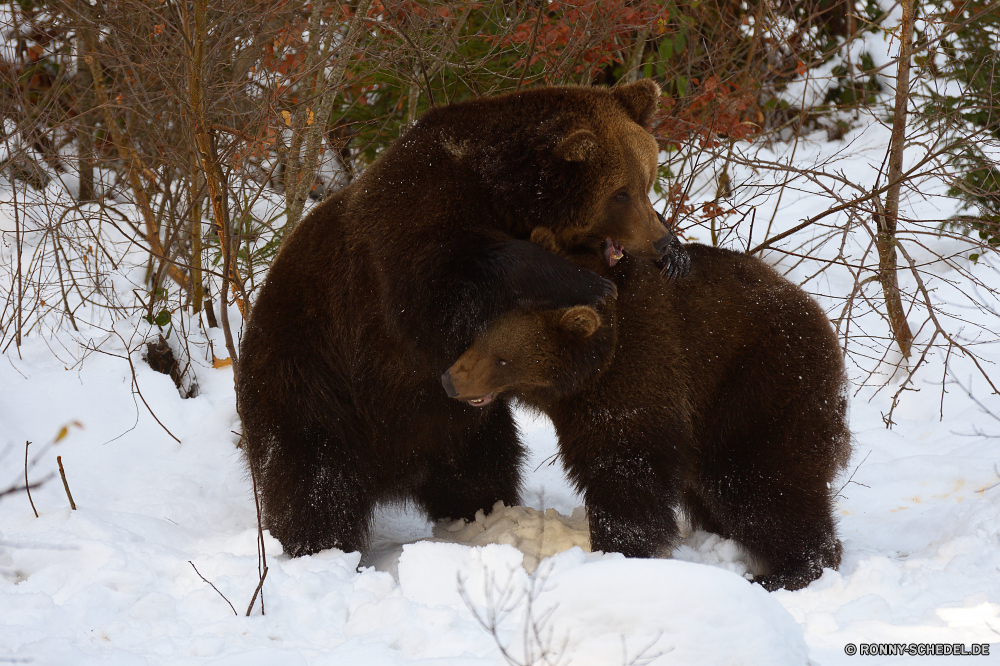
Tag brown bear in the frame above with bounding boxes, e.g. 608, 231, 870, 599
237, 82, 686, 558
442, 240, 852, 591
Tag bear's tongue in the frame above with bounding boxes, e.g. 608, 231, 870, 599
467, 393, 494, 407
603, 238, 624, 267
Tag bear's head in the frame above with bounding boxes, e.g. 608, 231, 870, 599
423, 80, 674, 266
542, 80, 673, 267
441, 305, 613, 406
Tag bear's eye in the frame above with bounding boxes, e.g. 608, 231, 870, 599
613, 190, 629, 202
496, 358, 508, 368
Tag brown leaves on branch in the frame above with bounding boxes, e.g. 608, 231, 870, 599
495, 0, 665, 76
655, 77, 760, 149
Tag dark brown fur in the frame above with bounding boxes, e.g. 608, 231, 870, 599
443, 243, 852, 591
237, 82, 681, 558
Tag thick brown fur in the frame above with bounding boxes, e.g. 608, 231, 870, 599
237, 82, 682, 558
443, 242, 852, 591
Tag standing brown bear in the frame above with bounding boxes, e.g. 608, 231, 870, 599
238, 82, 684, 558
442, 240, 852, 591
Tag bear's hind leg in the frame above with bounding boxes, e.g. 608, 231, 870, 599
699, 466, 842, 591
751, 536, 842, 592
743, 498, 843, 592
415, 400, 526, 522
698, 345, 849, 591
249, 424, 377, 557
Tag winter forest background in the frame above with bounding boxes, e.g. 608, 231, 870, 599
1, 1, 999, 664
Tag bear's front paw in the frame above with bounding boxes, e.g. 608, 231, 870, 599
581, 272, 618, 303
656, 236, 691, 281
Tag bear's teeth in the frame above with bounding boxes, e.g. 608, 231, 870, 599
603, 238, 624, 266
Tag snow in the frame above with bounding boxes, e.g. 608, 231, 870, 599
3, 31, 1000, 666
0, 341, 812, 665
399, 544, 809, 665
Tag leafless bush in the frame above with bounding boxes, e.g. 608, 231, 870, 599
458, 560, 664, 666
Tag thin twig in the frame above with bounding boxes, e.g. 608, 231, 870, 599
390, 12, 435, 107
25, 441, 38, 518
248, 460, 268, 616
210, 123, 256, 143
939, 342, 953, 421
13, 178, 22, 353
0, 474, 53, 502
980, 464, 1000, 494
897, 242, 1000, 396
189, 560, 237, 615
115, 331, 182, 444
834, 450, 872, 500
749, 187, 885, 255
57, 456, 77, 510
517, 1, 545, 91
885, 330, 939, 427
950, 373, 1000, 428
745, 207, 756, 253
760, 67, 812, 245
245, 566, 268, 617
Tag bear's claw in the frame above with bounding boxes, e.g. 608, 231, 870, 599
656, 235, 691, 281
654, 211, 691, 281
579, 273, 618, 303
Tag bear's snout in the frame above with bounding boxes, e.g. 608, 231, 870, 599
653, 234, 674, 256
441, 371, 458, 398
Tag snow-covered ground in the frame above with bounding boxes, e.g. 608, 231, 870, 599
3, 74, 1000, 666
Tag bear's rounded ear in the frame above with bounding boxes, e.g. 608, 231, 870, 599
555, 128, 599, 162
612, 79, 661, 129
560, 306, 601, 338
530, 227, 561, 254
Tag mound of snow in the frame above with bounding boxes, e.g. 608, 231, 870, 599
398, 543, 809, 665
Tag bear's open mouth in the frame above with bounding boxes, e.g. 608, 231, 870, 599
467, 393, 494, 407
603, 238, 624, 267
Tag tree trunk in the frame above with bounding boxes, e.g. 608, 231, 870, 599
622, 27, 649, 83
189, 152, 204, 314
187, 0, 243, 379
76, 45, 95, 203
877, 0, 916, 360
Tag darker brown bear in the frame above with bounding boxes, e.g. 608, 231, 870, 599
443, 244, 852, 591
238, 82, 683, 558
